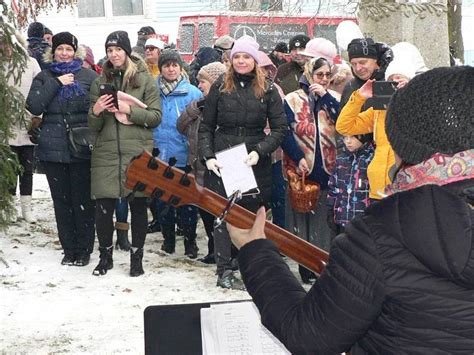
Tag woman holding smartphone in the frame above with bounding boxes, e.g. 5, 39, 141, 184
89, 31, 161, 277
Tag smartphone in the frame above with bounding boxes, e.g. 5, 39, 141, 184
370, 81, 397, 110
99, 83, 118, 109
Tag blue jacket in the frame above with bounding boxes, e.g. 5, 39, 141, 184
154, 77, 202, 167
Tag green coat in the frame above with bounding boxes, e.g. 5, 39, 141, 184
88, 58, 162, 199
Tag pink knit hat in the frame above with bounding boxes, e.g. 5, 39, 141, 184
299, 37, 337, 64
257, 51, 277, 79
230, 35, 260, 63
82, 45, 95, 66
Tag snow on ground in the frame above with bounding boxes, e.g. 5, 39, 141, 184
1, 173, 301, 354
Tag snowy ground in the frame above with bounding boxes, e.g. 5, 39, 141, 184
1, 174, 301, 354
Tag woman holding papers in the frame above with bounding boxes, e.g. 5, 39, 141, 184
88, 31, 161, 277
281, 56, 340, 283
198, 36, 287, 290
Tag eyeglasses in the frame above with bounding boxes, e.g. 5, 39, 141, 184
145, 46, 158, 51
314, 72, 332, 79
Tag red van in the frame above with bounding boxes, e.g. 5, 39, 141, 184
177, 13, 356, 62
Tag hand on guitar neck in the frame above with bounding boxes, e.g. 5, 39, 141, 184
124, 151, 329, 275
227, 206, 267, 249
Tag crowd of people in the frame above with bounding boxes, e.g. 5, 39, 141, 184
6, 19, 472, 297
5, 17, 473, 353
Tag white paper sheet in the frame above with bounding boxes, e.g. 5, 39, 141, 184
215, 143, 258, 198
200, 301, 290, 355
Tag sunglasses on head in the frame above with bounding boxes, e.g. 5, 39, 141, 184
314, 72, 332, 79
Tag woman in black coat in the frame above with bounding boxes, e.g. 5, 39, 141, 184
228, 66, 474, 353
198, 36, 287, 289
26, 32, 98, 266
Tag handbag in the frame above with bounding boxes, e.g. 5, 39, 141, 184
67, 126, 96, 160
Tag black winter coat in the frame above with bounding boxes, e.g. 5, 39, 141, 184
239, 180, 474, 354
198, 75, 287, 211
27, 67, 98, 163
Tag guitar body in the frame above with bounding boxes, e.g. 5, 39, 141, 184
125, 151, 329, 275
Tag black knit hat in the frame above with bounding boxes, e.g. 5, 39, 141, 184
386, 66, 474, 165
274, 42, 288, 53
27, 22, 45, 38
289, 34, 310, 51
52, 32, 78, 53
44, 27, 53, 35
105, 31, 132, 57
158, 49, 183, 70
347, 38, 378, 61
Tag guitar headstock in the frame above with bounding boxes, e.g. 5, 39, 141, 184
124, 151, 202, 208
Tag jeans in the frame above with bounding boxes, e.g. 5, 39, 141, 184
115, 198, 129, 223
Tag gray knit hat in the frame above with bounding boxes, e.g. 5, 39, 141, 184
386, 66, 474, 165
158, 49, 183, 70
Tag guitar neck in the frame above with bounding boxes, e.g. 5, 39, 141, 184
196, 186, 328, 275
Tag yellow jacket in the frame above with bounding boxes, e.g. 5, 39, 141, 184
336, 90, 395, 200
147, 63, 160, 79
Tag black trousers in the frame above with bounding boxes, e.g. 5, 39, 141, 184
42, 161, 95, 256
10, 145, 34, 196
95, 197, 147, 248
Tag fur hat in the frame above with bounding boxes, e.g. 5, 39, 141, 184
386, 66, 474, 165
230, 35, 260, 63
52, 32, 78, 53
347, 38, 378, 61
27, 22, 45, 38
158, 49, 183, 69
105, 31, 132, 57
197, 62, 226, 84
289, 34, 310, 51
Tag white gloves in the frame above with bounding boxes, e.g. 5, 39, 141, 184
205, 158, 222, 177
244, 151, 259, 166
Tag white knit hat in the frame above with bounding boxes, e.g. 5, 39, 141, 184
385, 42, 428, 80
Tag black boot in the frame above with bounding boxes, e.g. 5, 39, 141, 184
183, 224, 199, 259
115, 222, 131, 251
92, 246, 113, 276
130, 248, 144, 277
160, 224, 176, 254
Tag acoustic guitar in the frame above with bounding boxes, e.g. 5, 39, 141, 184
124, 151, 329, 275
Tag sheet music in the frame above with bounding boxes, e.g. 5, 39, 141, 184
215, 143, 258, 198
200, 301, 290, 355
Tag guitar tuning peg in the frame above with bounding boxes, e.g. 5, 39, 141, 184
147, 157, 159, 170
180, 165, 192, 187
152, 188, 164, 199
152, 148, 160, 157
168, 157, 177, 167
168, 195, 180, 206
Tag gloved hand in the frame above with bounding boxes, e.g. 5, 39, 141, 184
205, 158, 222, 177
28, 126, 41, 144
244, 151, 259, 166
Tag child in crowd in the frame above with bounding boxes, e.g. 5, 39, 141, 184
327, 134, 374, 234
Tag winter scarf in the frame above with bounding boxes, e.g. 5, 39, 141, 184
49, 59, 85, 99
386, 149, 474, 196
285, 88, 336, 175
159, 74, 183, 96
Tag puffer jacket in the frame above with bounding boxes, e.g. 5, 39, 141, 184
8, 55, 41, 146
26, 56, 98, 163
198, 75, 287, 211
239, 180, 474, 354
336, 90, 395, 199
88, 56, 162, 199
153, 76, 202, 167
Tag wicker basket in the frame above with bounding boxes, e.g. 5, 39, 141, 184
288, 172, 321, 213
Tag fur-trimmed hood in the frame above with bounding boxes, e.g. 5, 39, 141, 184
42, 45, 86, 64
